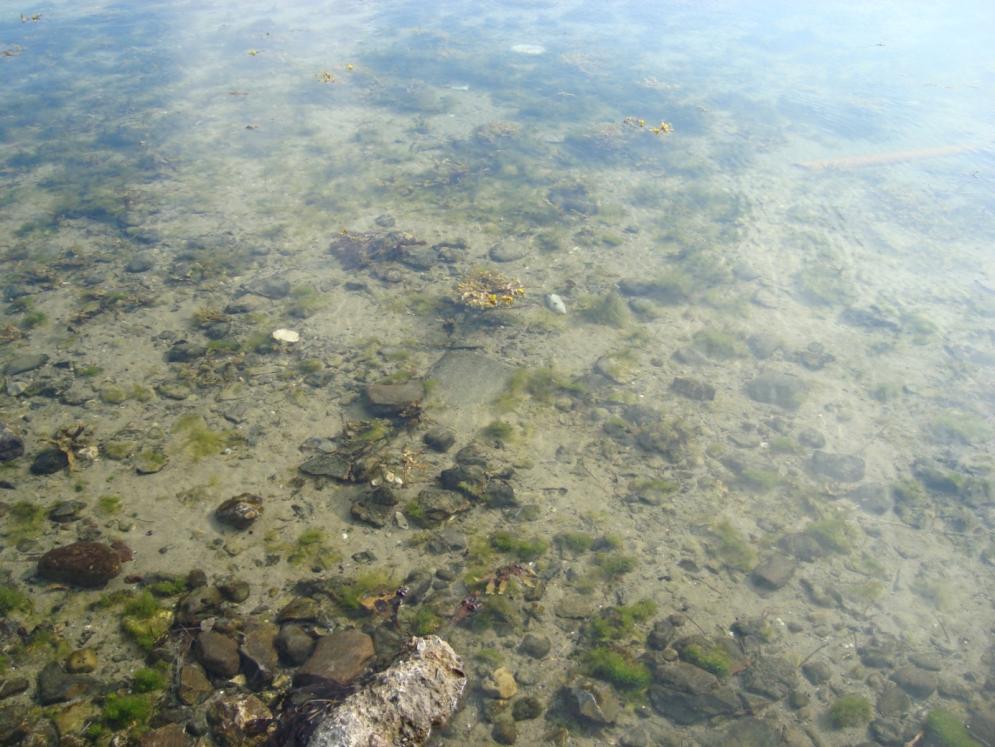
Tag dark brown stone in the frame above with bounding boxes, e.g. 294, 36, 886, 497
195, 631, 241, 678
177, 662, 212, 706
37, 542, 122, 588
240, 622, 279, 690
295, 629, 374, 688
139, 723, 194, 747
0, 423, 24, 462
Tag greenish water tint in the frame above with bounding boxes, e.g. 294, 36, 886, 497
1, 1, 994, 744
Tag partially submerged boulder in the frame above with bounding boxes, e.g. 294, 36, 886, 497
307, 635, 466, 747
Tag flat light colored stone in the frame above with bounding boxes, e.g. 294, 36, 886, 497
272, 328, 300, 343
308, 636, 466, 747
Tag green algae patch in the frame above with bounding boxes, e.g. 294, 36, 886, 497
829, 693, 872, 728
709, 518, 757, 572
924, 709, 981, 747
583, 647, 651, 691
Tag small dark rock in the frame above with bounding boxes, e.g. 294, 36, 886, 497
276, 623, 315, 666
797, 428, 826, 449
670, 377, 716, 401
36, 661, 98, 705
488, 243, 527, 263
37, 541, 122, 587
217, 578, 250, 603
810, 451, 865, 482
512, 696, 543, 721
0, 677, 29, 700
30, 448, 69, 475
174, 586, 224, 627
423, 427, 456, 452
187, 569, 208, 588
891, 665, 937, 699
0, 424, 24, 462
751, 554, 796, 591
492, 719, 518, 744
299, 453, 352, 480
801, 660, 831, 685
195, 630, 241, 678
294, 629, 375, 688
125, 254, 155, 273
777, 532, 825, 562
519, 634, 551, 660
48, 500, 86, 523
407, 488, 471, 527
214, 494, 263, 530
165, 341, 206, 363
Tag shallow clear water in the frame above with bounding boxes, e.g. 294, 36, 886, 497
1, 1, 993, 745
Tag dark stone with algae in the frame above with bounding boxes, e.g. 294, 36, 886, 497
37, 541, 122, 588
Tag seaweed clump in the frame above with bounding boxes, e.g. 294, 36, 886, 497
828, 693, 872, 728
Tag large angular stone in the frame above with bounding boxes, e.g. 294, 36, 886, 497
307, 636, 465, 747
195, 631, 240, 678
647, 661, 743, 725
295, 629, 375, 689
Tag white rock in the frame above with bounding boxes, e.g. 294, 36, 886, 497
272, 328, 300, 343
545, 293, 567, 314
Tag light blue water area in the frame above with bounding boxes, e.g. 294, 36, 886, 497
1, 2, 994, 744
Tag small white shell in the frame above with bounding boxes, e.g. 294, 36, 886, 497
272, 328, 300, 343
545, 293, 567, 314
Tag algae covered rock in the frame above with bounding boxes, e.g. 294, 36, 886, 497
37, 541, 122, 588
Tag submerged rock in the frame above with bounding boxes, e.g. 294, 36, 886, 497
295, 629, 375, 689
744, 371, 807, 410
366, 381, 424, 416
4, 353, 48, 376
214, 494, 263, 530
0, 423, 24, 462
306, 636, 466, 747
37, 541, 122, 588
810, 451, 865, 482
647, 660, 742, 725
30, 448, 69, 475
208, 693, 272, 747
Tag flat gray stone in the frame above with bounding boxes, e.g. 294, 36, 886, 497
810, 451, 865, 482
744, 371, 807, 410
429, 351, 515, 409
751, 554, 796, 591
4, 354, 48, 376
